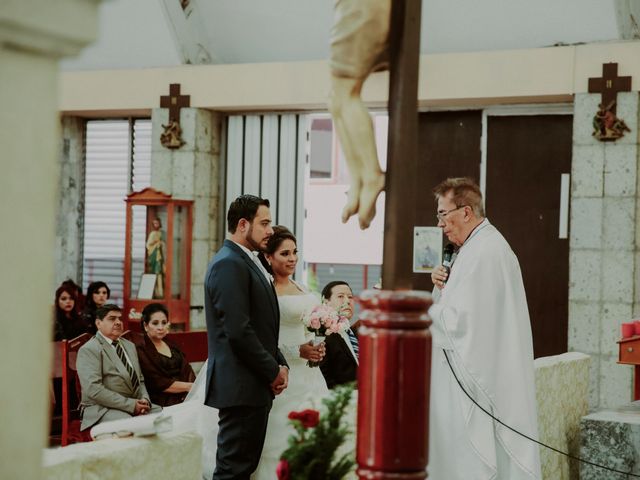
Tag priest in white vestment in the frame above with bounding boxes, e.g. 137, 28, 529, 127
428, 177, 541, 480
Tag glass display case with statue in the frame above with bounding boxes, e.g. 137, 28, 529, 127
123, 188, 193, 331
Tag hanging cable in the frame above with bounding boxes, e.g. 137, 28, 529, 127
443, 349, 640, 478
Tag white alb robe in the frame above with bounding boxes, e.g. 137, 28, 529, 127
428, 219, 541, 480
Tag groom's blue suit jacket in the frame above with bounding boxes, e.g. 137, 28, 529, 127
204, 239, 287, 408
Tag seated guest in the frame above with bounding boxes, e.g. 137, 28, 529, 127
82, 281, 110, 335
77, 304, 160, 430
53, 282, 88, 341
319, 281, 359, 389
136, 303, 195, 407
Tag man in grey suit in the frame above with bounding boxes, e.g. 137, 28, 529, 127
205, 194, 289, 480
77, 304, 160, 431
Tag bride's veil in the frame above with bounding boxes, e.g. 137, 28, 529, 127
185, 359, 208, 403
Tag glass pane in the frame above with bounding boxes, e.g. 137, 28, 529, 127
130, 205, 147, 298
171, 205, 187, 300
145, 207, 168, 299
309, 117, 333, 179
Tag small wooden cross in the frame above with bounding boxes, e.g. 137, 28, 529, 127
588, 63, 631, 115
160, 84, 190, 123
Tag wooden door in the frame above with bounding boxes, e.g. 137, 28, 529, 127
485, 115, 572, 358
414, 110, 482, 291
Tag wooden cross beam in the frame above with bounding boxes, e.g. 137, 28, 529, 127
160, 84, 191, 123
588, 63, 631, 114
382, 0, 423, 290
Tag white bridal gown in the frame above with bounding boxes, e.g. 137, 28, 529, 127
166, 287, 331, 480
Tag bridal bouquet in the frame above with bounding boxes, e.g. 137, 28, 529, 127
301, 304, 350, 367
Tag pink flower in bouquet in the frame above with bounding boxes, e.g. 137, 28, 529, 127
302, 304, 350, 337
276, 459, 290, 480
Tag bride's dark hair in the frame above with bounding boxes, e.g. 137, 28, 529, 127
265, 225, 297, 255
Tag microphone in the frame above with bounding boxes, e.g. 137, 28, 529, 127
442, 244, 454, 284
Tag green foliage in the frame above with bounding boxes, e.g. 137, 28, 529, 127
280, 384, 356, 480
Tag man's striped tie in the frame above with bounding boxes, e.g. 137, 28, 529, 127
346, 329, 359, 360
112, 339, 140, 391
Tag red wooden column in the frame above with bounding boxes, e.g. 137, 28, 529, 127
357, 290, 432, 479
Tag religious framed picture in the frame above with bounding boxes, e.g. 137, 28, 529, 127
137, 274, 157, 300
413, 226, 442, 273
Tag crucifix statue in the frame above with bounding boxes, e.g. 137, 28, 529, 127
328, 1, 431, 479
159, 83, 191, 149
588, 62, 632, 141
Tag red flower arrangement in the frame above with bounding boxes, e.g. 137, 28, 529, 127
276, 459, 290, 480
278, 385, 355, 480
288, 409, 320, 429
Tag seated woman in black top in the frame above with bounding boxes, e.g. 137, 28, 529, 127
136, 303, 195, 407
53, 282, 87, 341
82, 281, 110, 335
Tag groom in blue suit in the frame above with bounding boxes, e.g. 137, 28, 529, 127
204, 194, 289, 480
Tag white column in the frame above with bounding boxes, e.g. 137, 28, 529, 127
568, 91, 639, 409
0, 2, 101, 478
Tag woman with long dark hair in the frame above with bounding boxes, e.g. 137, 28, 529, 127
82, 281, 110, 334
53, 283, 87, 341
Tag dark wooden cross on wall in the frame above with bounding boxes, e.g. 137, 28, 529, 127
588, 62, 632, 115
160, 84, 191, 123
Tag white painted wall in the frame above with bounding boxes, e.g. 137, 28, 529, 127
61, 0, 181, 71
60, 0, 620, 71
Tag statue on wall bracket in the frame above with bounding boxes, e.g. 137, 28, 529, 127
588, 62, 632, 143
159, 83, 190, 149
592, 100, 631, 141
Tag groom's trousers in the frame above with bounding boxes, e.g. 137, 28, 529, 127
213, 404, 271, 480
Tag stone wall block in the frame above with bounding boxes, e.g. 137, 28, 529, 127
568, 301, 601, 354
573, 94, 602, 146
190, 239, 210, 286
569, 250, 602, 301
604, 144, 638, 197
588, 355, 600, 410
599, 356, 633, 408
151, 154, 173, 194
194, 109, 215, 153
151, 108, 169, 153
571, 144, 604, 197
570, 198, 602, 249
600, 302, 633, 357
55, 116, 85, 284
189, 284, 206, 330
209, 191, 222, 244
209, 113, 223, 156
602, 250, 634, 302
171, 152, 195, 199
178, 108, 197, 151
611, 92, 639, 146
603, 197, 635, 250
193, 196, 211, 241
634, 252, 640, 312
190, 284, 204, 308
194, 152, 212, 197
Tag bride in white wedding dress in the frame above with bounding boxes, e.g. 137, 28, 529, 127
166, 226, 330, 480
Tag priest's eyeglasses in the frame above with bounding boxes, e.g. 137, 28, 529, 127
436, 205, 468, 222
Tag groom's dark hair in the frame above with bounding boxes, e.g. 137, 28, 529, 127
227, 194, 270, 233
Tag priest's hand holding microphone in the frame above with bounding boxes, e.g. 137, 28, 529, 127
431, 244, 454, 289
